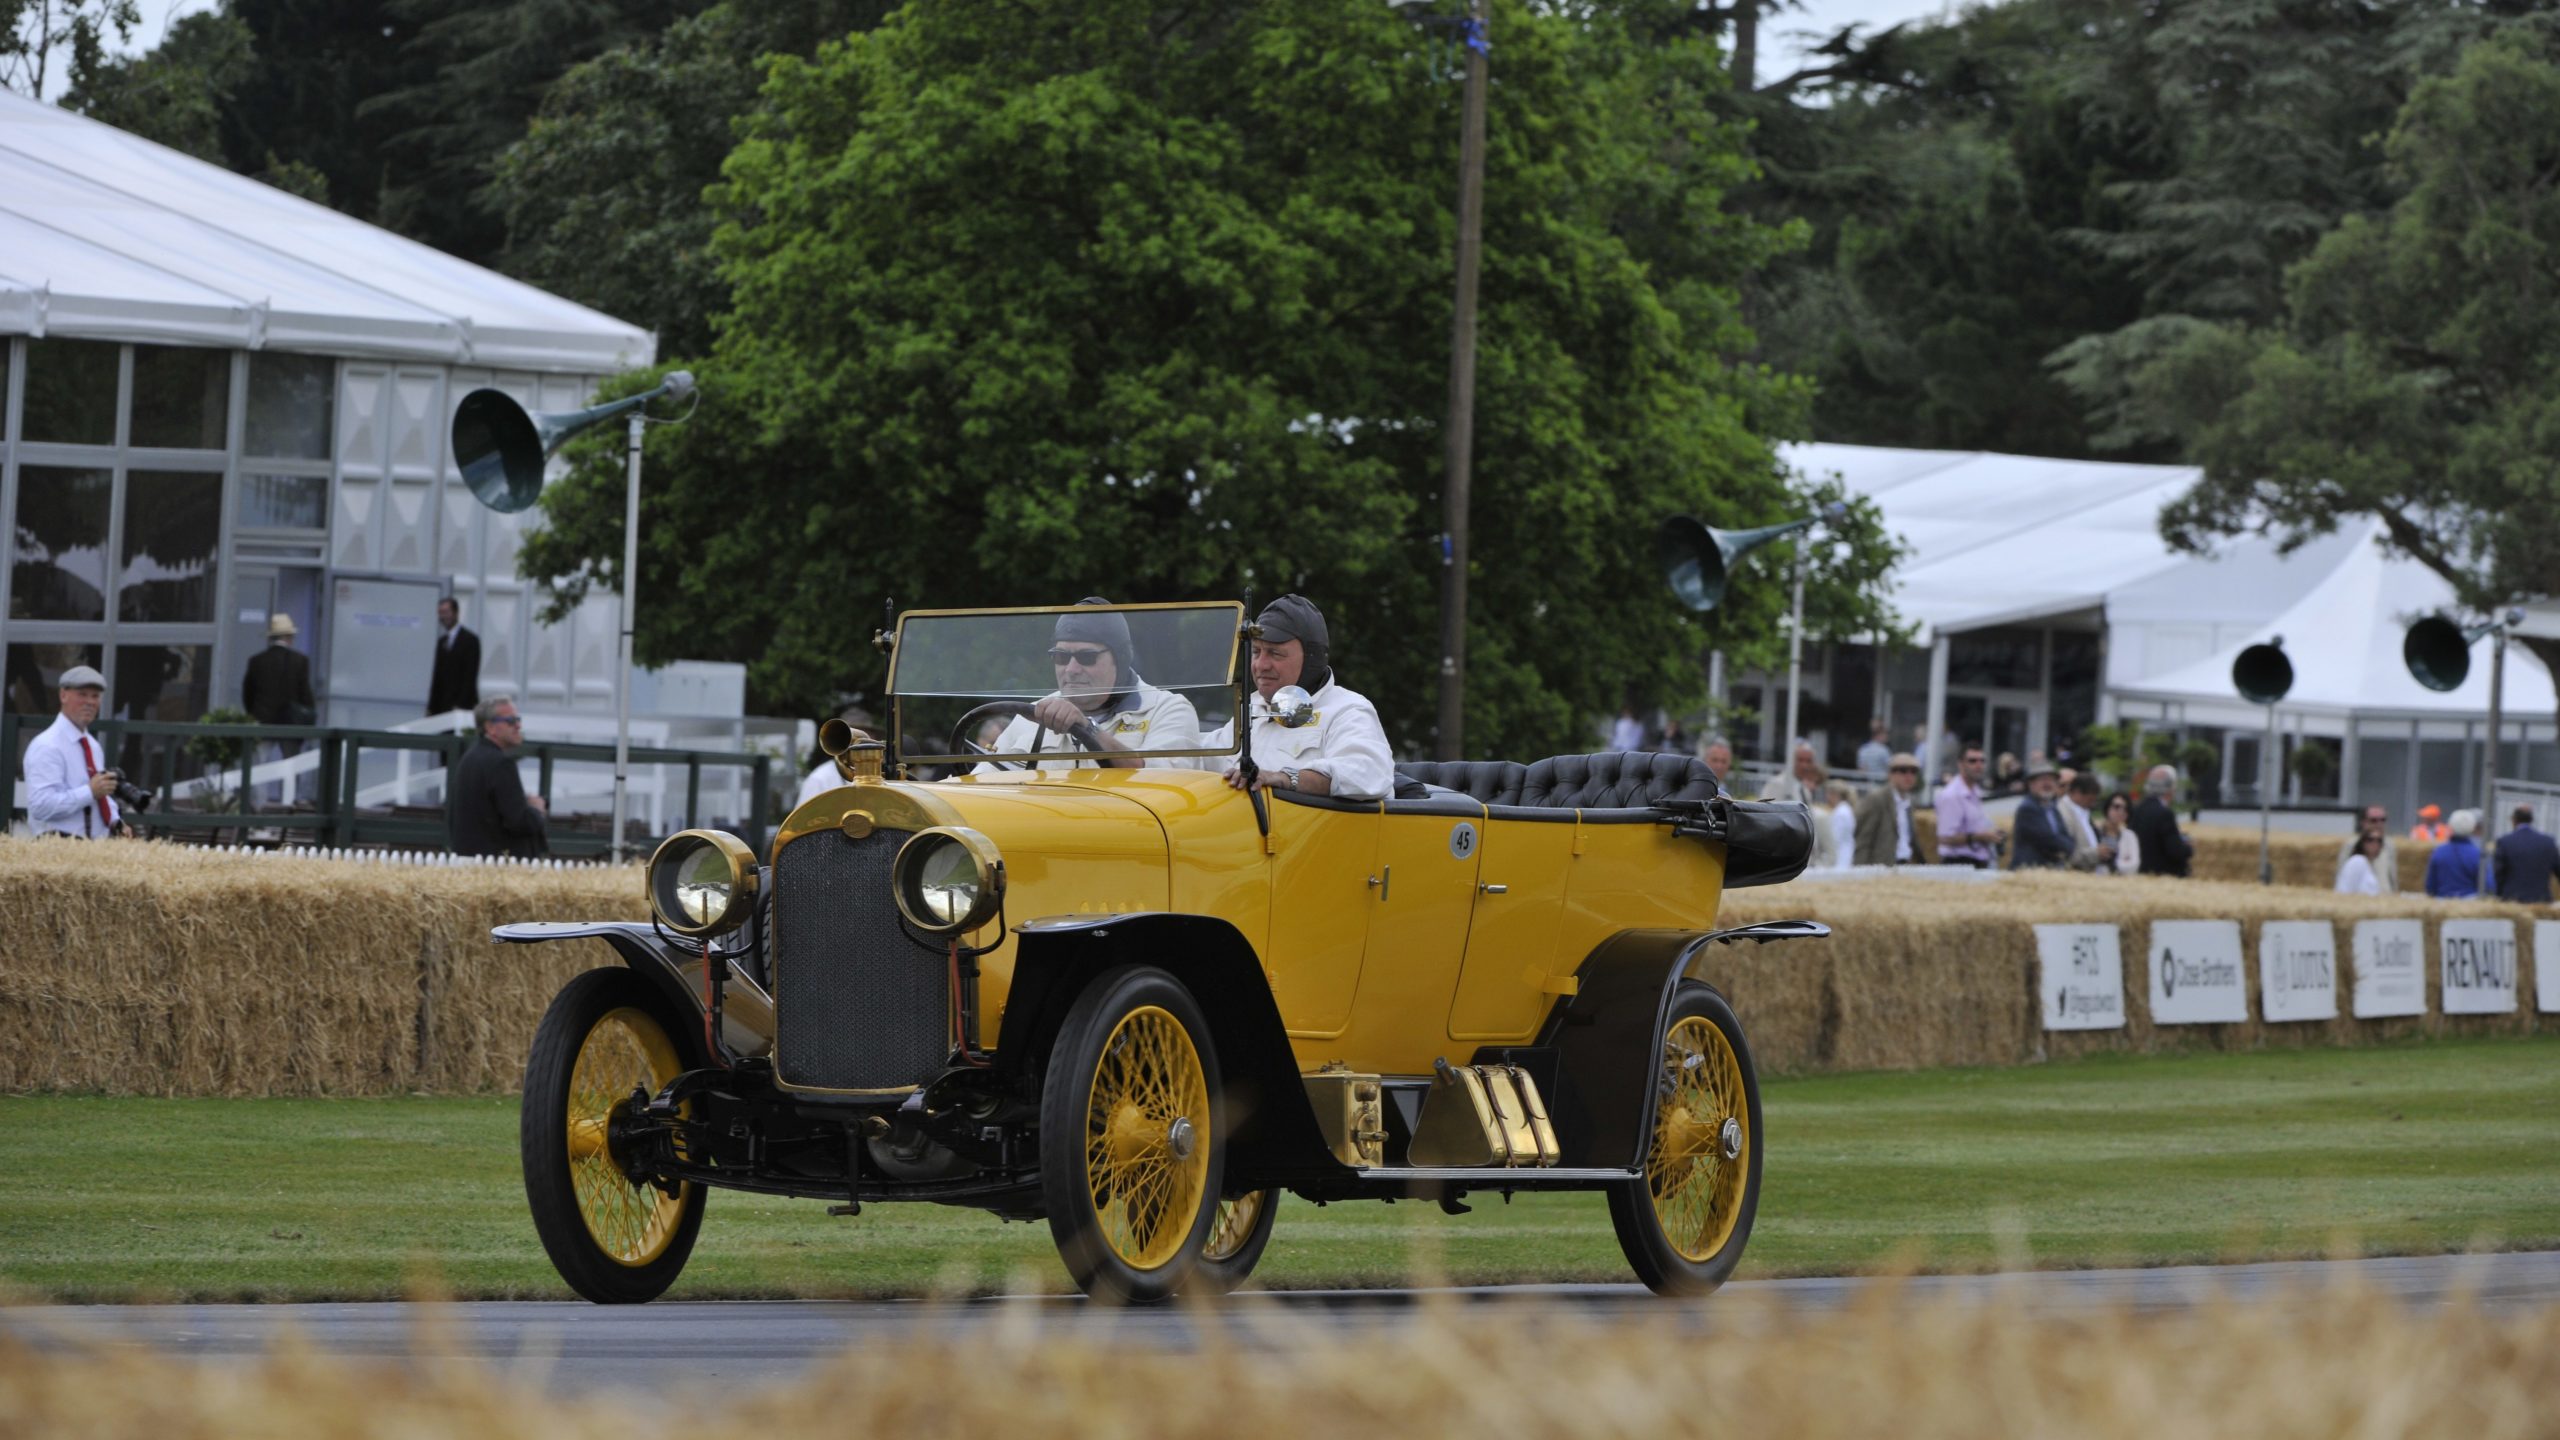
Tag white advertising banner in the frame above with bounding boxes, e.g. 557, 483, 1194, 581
2439, 919, 2519, 1015
2351, 919, 2426, 1018
2537, 922, 2560, 1015
2036, 924, 2126, 1031
2148, 920, 2250, 1024
2258, 921, 2339, 1024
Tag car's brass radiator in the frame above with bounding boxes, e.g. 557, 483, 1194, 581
771, 827, 952, 1094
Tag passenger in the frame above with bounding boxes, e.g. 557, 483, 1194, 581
981, 598, 1199, 771
1209, 594, 1394, 801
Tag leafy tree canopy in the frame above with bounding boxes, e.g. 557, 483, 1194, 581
2139, 29, 2560, 704
520, 0, 1902, 758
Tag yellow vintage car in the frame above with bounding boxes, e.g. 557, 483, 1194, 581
498, 601, 1819, 1303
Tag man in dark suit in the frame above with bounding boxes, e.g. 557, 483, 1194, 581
449, 694, 547, 857
2491, 804, 2560, 904
241, 612, 315, 726
2009, 764, 2073, 869
2128, 765, 2193, 877
427, 596, 482, 716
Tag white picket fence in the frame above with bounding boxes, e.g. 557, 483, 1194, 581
190, 843, 624, 871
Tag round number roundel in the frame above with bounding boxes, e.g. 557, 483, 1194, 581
1449, 821, 1478, 859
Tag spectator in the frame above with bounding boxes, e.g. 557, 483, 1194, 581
1759, 741, 1823, 804
2129, 765, 2193, 876
427, 596, 482, 717
1910, 723, 1936, 777
2058, 772, 2114, 872
21, 664, 128, 839
1991, 750, 2024, 796
241, 612, 315, 805
2492, 804, 2560, 904
1856, 721, 1892, 776
2422, 808, 2483, 898
1822, 778, 1858, 871
1936, 746, 2000, 868
2009, 763, 2072, 869
1698, 737, 1733, 792
1609, 706, 1645, 752
450, 695, 548, 857
1661, 715, 1689, 756
1854, 753, 1933, 866
2100, 791, 2140, 876
2410, 803, 2449, 843
2335, 830, 2386, 895
2334, 806, 2401, 894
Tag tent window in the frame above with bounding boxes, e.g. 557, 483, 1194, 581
130, 346, 231, 450
9, 466, 113, 622
237, 472, 328, 531
21, 339, 119, 445
244, 354, 334, 460
120, 471, 223, 624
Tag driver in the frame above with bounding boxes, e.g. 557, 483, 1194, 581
978, 598, 1200, 771
1209, 595, 1394, 801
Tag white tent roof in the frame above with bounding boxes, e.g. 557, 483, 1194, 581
0, 88, 653, 373
2112, 521, 2556, 727
1778, 443, 2202, 642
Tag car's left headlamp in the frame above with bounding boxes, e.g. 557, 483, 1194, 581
648, 829, 760, 939
891, 827, 1005, 936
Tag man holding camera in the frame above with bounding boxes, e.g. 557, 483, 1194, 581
23, 665, 132, 839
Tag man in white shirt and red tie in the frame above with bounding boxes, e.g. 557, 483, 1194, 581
22, 665, 130, 839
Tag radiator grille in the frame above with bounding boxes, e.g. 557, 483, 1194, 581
771, 827, 952, 1092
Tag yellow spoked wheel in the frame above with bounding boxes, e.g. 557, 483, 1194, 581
1194, 1188, 1281, 1294
1647, 1014, 1749, 1261
522, 969, 708, 1304
565, 1006, 690, 1266
1041, 967, 1227, 1303
1608, 983, 1762, 1296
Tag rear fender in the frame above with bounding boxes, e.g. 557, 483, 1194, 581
995, 913, 1338, 1186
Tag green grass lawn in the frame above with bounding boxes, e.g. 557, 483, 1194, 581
3, 1036, 2554, 1302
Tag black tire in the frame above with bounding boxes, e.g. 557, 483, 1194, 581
521, 968, 707, 1304
1191, 1189, 1281, 1295
1607, 982, 1763, 1297
1039, 965, 1227, 1304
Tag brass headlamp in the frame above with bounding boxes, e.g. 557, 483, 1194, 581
647, 829, 760, 939
890, 826, 1005, 936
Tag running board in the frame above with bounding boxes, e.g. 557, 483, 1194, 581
1351, 1166, 1633, 1184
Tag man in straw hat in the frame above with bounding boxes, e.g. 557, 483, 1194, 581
241, 611, 315, 804
1852, 752, 1933, 866
22, 663, 130, 838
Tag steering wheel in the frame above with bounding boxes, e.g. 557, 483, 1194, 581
948, 700, 1106, 769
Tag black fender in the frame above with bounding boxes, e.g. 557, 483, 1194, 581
1521, 920, 1829, 1170
493, 920, 709, 1033
994, 913, 1339, 1186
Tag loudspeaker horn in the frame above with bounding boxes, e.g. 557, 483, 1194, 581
2403, 614, 2491, 693
452, 371, 696, 513
1657, 502, 1848, 613
2231, 636, 2293, 705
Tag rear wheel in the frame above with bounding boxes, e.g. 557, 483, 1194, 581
1039, 965, 1226, 1303
1607, 982, 1762, 1296
1191, 1189, 1280, 1294
521, 968, 706, 1303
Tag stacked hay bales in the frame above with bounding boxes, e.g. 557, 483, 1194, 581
0, 840, 640, 1096
1713, 871, 2547, 1076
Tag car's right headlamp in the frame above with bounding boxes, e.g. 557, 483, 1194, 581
891, 826, 1005, 936
648, 828, 759, 939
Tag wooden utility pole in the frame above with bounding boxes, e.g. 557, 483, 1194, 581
1435, 0, 1488, 761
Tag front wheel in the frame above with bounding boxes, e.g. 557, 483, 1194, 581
1039, 965, 1226, 1303
1191, 1189, 1280, 1294
521, 968, 706, 1303
1607, 982, 1762, 1296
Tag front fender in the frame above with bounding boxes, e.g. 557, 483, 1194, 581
493, 921, 775, 1052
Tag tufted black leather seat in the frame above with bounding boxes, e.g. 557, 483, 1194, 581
1393, 759, 1529, 806
1518, 751, 1721, 810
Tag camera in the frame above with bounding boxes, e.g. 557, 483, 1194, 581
102, 768, 156, 814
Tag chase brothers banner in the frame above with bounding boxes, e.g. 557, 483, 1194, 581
2148, 920, 2249, 1024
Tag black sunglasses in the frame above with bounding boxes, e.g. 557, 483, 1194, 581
491, 714, 523, 726
1047, 647, 1109, 666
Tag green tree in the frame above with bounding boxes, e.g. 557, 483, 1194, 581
0, 0, 135, 98
522, 0, 1896, 757
2139, 30, 2560, 714
492, 0, 889, 359
60, 8, 254, 164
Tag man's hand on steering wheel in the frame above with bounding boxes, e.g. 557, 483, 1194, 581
1029, 696, 1105, 746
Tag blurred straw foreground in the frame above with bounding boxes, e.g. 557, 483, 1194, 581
2, 1284, 2554, 1439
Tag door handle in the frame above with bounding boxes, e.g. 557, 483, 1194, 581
1479, 883, 1507, 894
1367, 866, 1391, 902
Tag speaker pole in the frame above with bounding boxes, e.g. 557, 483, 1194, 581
2485, 624, 2507, 841
1783, 539, 1807, 766
612, 410, 644, 866
2258, 698, 2276, 886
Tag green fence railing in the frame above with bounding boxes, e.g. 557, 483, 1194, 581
4, 714, 776, 858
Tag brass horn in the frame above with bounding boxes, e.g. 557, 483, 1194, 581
1657, 503, 1846, 613
452, 371, 695, 513
2231, 637, 2293, 705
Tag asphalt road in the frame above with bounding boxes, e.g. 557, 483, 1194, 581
6, 1251, 2553, 1396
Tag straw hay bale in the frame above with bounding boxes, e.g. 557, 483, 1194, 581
1720, 871, 2547, 1075
0, 840, 640, 1096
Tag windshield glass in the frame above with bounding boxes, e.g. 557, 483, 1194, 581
890, 602, 1243, 765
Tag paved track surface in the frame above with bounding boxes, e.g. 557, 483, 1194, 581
7, 1251, 2554, 1397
